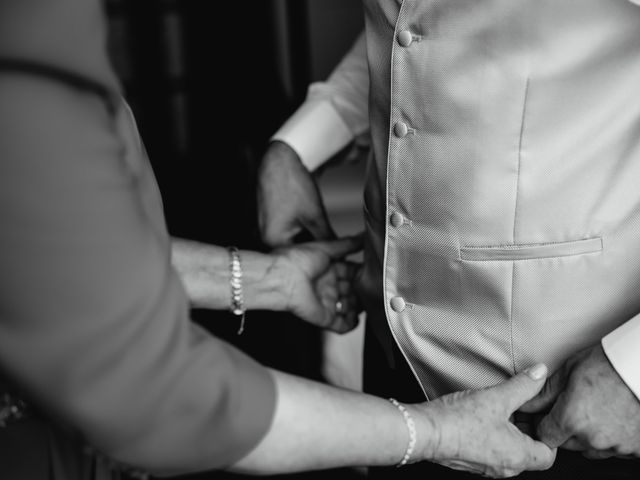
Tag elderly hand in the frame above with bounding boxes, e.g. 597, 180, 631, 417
272, 235, 363, 333
258, 141, 336, 247
415, 364, 556, 478
520, 344, 640, 459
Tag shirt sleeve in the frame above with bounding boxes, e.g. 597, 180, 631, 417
0, 1, 275, 475
602, 314, 640, 401
272, 31, 370, 171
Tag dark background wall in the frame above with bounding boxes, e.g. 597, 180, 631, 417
106, 0, 363, 244
104, 2, 363, 478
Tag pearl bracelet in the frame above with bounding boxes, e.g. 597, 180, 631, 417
388, 398, 417, 467
228, 246, 246, 334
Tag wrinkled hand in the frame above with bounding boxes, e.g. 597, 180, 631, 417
520, 344, 640, 459
416, 365, 556, 478
258, 141, 336, 247
273, 234, 363, 333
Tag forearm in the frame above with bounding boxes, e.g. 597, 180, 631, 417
171, 238, 287, 311
231, 369, 434, 474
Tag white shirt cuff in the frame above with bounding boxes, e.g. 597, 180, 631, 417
271, 100, 354, 172
602, 313, 640, 401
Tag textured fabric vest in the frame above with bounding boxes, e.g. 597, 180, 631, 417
359, 0, 640, 399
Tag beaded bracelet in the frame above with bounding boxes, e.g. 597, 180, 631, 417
228, 246, 246, 334
388, 398, 417, 467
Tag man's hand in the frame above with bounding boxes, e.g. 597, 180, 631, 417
414, 364, 556, 478
272, 235, 363, 333
520, 344, 640, 459
258, 141, 335, 247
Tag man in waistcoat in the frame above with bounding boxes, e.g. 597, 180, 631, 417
259, 1, 640, 478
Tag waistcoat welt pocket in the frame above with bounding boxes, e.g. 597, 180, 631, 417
460, 237, 603, 261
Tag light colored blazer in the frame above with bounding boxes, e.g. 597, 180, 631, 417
276, 0, 640, 401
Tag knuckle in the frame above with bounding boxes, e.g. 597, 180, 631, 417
524, 450, 548, 471
542, 452, 556, 470
537, 414, 561, 440
613, 445, 632, 456
263, 228, 283, 243
497, 467, 519, 479
513, 451, 528, 469
560, 408, 584, 432
263, 234, 278, 245
533, 453, 554, 471
496, 454, 522, 478
332, 321, 349, 334
586, 432, 610, 450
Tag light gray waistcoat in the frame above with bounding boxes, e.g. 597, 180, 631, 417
359, 0, 640, 399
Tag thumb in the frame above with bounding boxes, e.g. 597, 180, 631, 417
492, 364, 549, 414
519, 365, 567, 414
311, 233, 364, 261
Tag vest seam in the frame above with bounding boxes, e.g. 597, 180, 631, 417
510, 77, 530, 376
509, 262, 517, 375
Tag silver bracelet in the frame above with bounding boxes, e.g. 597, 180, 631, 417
388, 398, 417, 467
228, 246, 246, 335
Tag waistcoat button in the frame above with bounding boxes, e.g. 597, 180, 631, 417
397, 30, 414, 47
390, 296, 406, 313
394, 122, 409, 138
390, 212, 405, 227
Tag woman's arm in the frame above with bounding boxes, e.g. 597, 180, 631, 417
233, 366, 557, 477
234, 369, 415, 474
171, 236, 362, 333
171, 238, 286, 311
